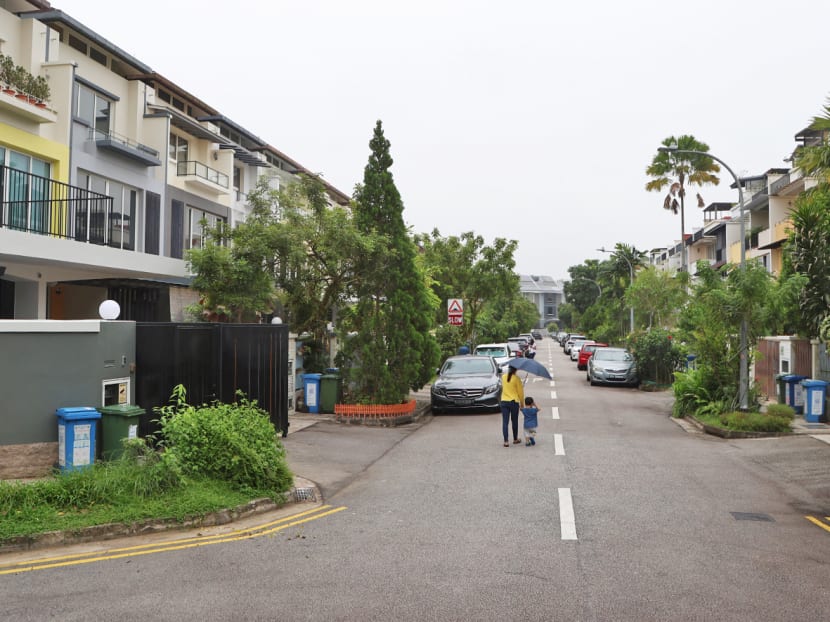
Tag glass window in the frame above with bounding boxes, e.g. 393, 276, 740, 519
186, 207, 224, 250
169, 133, 188, 162
74, 82, 112, 137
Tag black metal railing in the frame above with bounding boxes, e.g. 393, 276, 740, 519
0, 165, 113, 244
176, 160, 229, 188
90, 127, 159, 158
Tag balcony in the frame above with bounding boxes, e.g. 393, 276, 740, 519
0, 165, 122, 247
769, 173, 791, 195
0, 88, 58, 123
176, 160, 230, 194
92, 128, 161, 166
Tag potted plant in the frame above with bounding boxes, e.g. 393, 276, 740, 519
0, 55, 16, 95
30, 75, 49, 107
12, 65, 30, 98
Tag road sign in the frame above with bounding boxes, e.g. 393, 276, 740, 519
447, 298, 463, 326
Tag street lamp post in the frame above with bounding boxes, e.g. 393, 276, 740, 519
658, 144, 748, 411
597, 247, 635, 334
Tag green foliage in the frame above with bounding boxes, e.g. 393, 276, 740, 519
414, 229, 522, 345
765, 403, 796, 418
474, 295, 539, 345
434, 324, 466, 364
784, 184, 830, 338
625, 266, 687, 330
672, 367, 731, 417
630, 328, 685, 384
339, 121, 440, 403
697, 410, 793, 434
156, 385, 293, 493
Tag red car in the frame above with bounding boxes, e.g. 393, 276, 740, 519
577, 342, 608, 370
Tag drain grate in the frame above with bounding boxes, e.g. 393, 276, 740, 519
730, 511, 774, 522
293, 487, 317, 502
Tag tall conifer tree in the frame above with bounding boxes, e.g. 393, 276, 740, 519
343, 120, 439, 402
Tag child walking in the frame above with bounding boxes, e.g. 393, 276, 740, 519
522, 397, 539, 446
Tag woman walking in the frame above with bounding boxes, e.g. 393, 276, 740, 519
500, 365, 524, 447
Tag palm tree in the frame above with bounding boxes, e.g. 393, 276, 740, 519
794, 97, 830, 183
645, 135, 721, 273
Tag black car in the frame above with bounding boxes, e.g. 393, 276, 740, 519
431, 355, 502, 414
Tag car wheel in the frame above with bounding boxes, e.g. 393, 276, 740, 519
589, 377, 597, 386
586, 373, 590, 382
431, 405, 443, 415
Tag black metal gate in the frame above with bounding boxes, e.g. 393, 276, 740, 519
135, 323, 289, 437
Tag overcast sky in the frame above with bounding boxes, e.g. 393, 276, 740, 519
55, 0, 830, 279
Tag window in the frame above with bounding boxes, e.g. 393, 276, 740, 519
74, 82, 112, 137
68, 34, 87, 54
187, 207, 224, 250
169, 133, 188, 162
2, 148, 52, 233
76, 171, 138, 249
89, 47, 107, 66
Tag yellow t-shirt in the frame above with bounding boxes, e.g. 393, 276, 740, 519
501, 372, 524, 404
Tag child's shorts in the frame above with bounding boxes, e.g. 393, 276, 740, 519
524, 427, 537, 438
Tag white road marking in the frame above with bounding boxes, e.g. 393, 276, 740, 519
554, 433, 565, 455
549, 380, 556, 387
550, 391, 557, 400
551, 406, 559, 420
558, 488, 578, 540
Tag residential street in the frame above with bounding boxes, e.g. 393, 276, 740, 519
2, 338, 829, 621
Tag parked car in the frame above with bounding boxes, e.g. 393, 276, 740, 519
569, 339, 591, 361
431, 355, 502, 413
507, 336, 529, 354
564, 334, 587, 355
577, 342, 608, 370
531, 330, 544, 340
506, 341, 523, 358
587, 347, 639, 387
473, 342, 511, 370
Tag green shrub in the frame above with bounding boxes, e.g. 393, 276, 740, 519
764, 403, 796, 419
157, 385, 293, 493
631, 328, 686, 385
717, 411, 793, 434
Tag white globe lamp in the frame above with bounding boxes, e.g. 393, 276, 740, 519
98, 299, 121, 320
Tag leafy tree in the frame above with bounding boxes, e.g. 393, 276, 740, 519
186, 215, 277, 323
645, 135, 721, 273
414, 229, 519, 345
563, 260, 602, 315
475, 294, 539, 345
625, 265, 687, 329
793, 96, 830, 183
785, 184, 830, 337
340, 121, 440, 403
677, 261, 775, 411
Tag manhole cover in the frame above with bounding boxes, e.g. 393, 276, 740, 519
293, 487, 317, 502
730, 512, 774, 522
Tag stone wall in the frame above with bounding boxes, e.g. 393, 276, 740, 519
0, 442, 57, 479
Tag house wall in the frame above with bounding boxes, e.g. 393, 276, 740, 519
0, 320, 135, 477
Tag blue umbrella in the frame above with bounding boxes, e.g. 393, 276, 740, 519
506, 357, 552, 380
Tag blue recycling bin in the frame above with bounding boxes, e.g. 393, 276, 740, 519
56, 407, 101, 471
686, 354, 697, 370
801, 379, 828, 423
302, 373, 323, 414
782, 374, 807, 414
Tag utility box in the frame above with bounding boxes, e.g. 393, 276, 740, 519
99, 404, 145, 459
56, 407, 101, 471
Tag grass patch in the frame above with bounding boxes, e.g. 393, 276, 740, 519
0, 461, 285, 542
695, 409, 793, 434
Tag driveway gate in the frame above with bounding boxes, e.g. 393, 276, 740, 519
135, 323, 289, 437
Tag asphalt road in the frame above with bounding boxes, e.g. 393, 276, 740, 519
3, 338, 830, 621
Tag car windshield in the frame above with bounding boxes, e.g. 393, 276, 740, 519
594, 349, 632, 362
475, 347, 507, 357
443, 358, 496, 375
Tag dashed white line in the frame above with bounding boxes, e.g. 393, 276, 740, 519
558, 488, 578, 540
550, 391, 557, 400
553, 433, 565, 455
551, 406, 559, 420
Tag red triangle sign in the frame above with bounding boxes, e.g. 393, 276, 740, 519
448, 299, 463, 313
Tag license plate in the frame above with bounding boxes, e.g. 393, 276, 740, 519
455, 399, 474, 406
